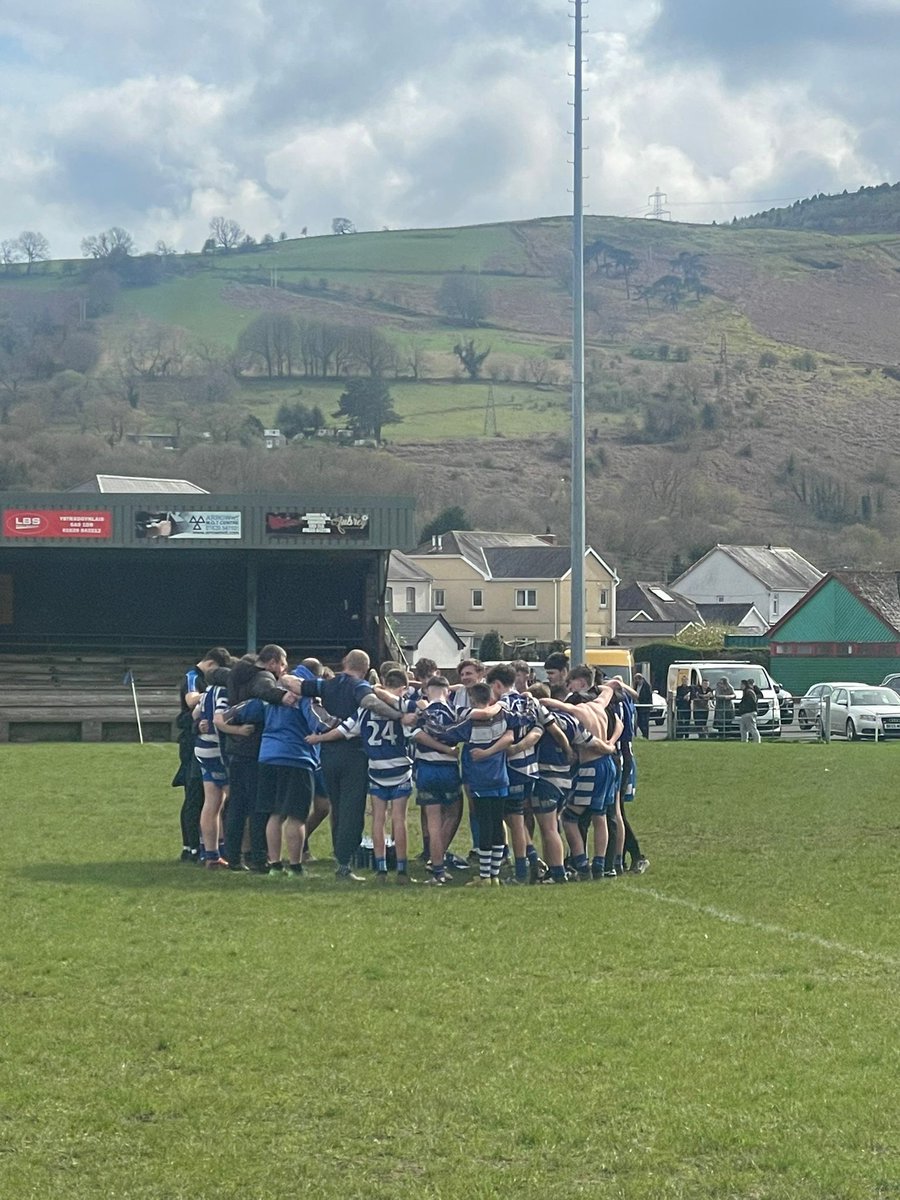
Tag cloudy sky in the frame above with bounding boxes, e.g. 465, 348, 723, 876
2, 0, 900, 257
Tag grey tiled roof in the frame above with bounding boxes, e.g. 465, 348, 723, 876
683, 545, 822, 591
391, 613, 465, 650
482, 546, 573, 579
388, 550, 434, 583
617, 581, 700, 625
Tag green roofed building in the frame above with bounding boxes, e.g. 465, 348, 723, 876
769, 571, 900, 695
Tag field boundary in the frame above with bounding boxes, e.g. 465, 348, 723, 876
626, 885, 900, 969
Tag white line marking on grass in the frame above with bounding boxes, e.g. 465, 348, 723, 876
627, 886, 900, 970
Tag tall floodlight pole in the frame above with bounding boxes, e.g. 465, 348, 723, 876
570, 0, 586, 664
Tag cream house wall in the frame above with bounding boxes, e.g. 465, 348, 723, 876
406, 552, 617, 644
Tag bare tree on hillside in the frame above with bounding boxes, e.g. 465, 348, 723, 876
437, 272, 492, 326
81, 227, 135, 260
1, 241, 22, 272
209, 216, 245, 251
16, 231, 49, 274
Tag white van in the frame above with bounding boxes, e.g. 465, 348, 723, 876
666, 661, 782, 738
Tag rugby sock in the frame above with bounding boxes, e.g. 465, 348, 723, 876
422, 835, 431, 860
551, 865, 566, 882
397, 858, 408, 874
573, 853, 589, 871
592, 855, 606, 874
478, 849, 491, 879
614, 854, 624, 871
375, 856, 387, 873
514, 856, 529, 882
490, 846, 505, 878
526, 843, 539, 864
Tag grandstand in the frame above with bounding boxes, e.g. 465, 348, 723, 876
0, 482, 415, 741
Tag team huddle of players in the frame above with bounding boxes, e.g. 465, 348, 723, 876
176, 647, 649, 886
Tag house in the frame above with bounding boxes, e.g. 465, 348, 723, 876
696, 603, 768, 634
769, 570, 900, 695
263, 428, 287, 449
615, 580, 702, 645
672, 544, 822, 626
406, 531, 618, 653
386, 550, 433, 615
388, 612, 468, 670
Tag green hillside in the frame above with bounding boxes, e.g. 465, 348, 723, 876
4, 214, 900, 579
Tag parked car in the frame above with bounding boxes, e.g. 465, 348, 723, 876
825, 685, 900, 740
796, 682, 866, 732
880, 672, 900, 696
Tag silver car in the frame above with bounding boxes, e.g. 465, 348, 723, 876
826, 685, 900, 740
796, 682, 866, 732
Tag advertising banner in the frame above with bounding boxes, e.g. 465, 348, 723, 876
135, 510, 242, 540
3, 509, 112, 539
265, 510, 370, 537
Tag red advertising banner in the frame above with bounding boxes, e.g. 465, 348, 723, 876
3, 509, 113, 539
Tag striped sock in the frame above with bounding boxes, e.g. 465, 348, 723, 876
478, 849, 491, 878
490, 846, 505, 878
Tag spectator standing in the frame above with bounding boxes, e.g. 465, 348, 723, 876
737, 679, 761, 743
633, 672, 652, 739
714, 676, 736, 738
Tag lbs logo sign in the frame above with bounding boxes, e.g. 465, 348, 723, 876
3, 510, 112, 539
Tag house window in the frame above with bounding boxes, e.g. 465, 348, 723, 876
406, 586, 416, 614
386, 587, 393, 613
515, 588, 537, 609
433, 588, 446, 609
471, 588, 484, 609
772, 594, 779, 616
599, 587, 609, 609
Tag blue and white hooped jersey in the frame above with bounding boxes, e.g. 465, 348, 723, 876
411, 699, 461, 789
537, 709, 594, 793
194, 685, 227, 760
340, 707, 413, 789
500, 689, 548, 779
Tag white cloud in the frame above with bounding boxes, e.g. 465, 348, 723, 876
0, 1, 899, 255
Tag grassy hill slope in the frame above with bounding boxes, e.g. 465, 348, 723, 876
3, 216, 900, 578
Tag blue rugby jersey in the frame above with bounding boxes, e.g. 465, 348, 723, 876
454, 712, 511, 795
235, 696, 321, 769
339, 707, 412, 789
536, 709, 594, 794
410, 699, 461, 790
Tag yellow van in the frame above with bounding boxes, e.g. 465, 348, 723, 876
583, 648, 635, 686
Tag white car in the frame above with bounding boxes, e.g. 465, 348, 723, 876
825, 685, 900, 740
650, 690, 666, 726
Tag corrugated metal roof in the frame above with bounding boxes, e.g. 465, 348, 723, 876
838, 570, 900, 634
71, 475, 209, 494
715, 545, 822, 591
772, 574, 900, 641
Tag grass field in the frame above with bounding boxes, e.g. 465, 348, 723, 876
2, 741, 898, 1199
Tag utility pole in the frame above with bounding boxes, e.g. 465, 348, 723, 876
570, 0, 587, 663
